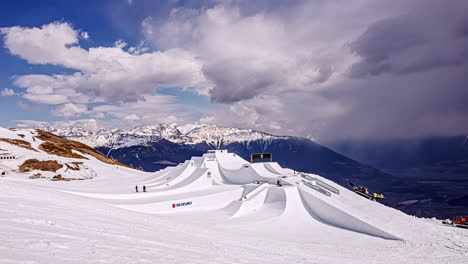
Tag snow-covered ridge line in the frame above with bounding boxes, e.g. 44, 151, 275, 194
44, 123, 291, 148
0, 127, 135, 180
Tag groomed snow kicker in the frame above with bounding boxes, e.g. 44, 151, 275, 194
240, 183, 268, 201
218, 163, 279, 185
69, 149, 406, 240
231, 185, 269, 218
302, 180, 332, 196
302, 175, 340, 194
225, 185, 286, 219
263, 162, 295, 175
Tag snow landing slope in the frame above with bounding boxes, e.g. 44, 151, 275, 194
1, 147, 467, 263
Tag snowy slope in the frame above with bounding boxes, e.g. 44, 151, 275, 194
1, 148, 467, 263
0, 127, 141, 181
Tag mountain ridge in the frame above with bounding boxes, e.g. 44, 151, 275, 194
44, 123, 290, 149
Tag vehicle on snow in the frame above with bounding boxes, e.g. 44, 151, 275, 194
442, 216, 468, 228
348, 182, 384, 201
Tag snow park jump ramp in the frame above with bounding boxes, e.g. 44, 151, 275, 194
62, 149, 448, 243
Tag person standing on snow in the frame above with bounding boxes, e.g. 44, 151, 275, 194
143, 185, 146, 192
135, 185, 138, 192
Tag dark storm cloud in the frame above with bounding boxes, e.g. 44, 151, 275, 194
204, 59, 279, 104
455, 13, 468, 38
348, 16, 426, 77
320, 64, 468, 141
349, 0, 468, 78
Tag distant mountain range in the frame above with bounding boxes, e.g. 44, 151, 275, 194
45, 124, 287, 149
45, 123, 443, 217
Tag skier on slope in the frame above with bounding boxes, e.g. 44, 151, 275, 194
135, 185, 138, 192
143, 185, 146, 192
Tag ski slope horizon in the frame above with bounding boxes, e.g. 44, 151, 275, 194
1, 130, 468, 264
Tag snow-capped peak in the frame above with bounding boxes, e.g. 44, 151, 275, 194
44, 126, 94, 138
44, 123, 288, 148
185, 124, 284, 146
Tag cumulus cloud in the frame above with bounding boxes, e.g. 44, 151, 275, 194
1, 21, 208, 104
1, 88, 16, 96
1, 22, 85, 67
52, 103, 89, 118
128, 41, 150, 55
1, 21, 210, 126
146, 3, 365, 103
80, 31, 89, 40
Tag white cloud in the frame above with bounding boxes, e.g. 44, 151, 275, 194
128, 41, 150, 55
1, 88, 16, 96
23, 93, 70, 105
89, 94, 190, 125
0, 22, 89, 68
80, 31, 89, 40
15, 120, 49, 128
123, 114, 141, 121
113, 39, 127, 49
1, 21, 209, 105
52, 103, 89, 118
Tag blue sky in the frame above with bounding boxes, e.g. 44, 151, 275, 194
1, 0, 467, 140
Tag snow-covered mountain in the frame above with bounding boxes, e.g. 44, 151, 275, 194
45, 123, 288, 149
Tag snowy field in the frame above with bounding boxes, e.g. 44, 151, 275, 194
1, 146, 468, 263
